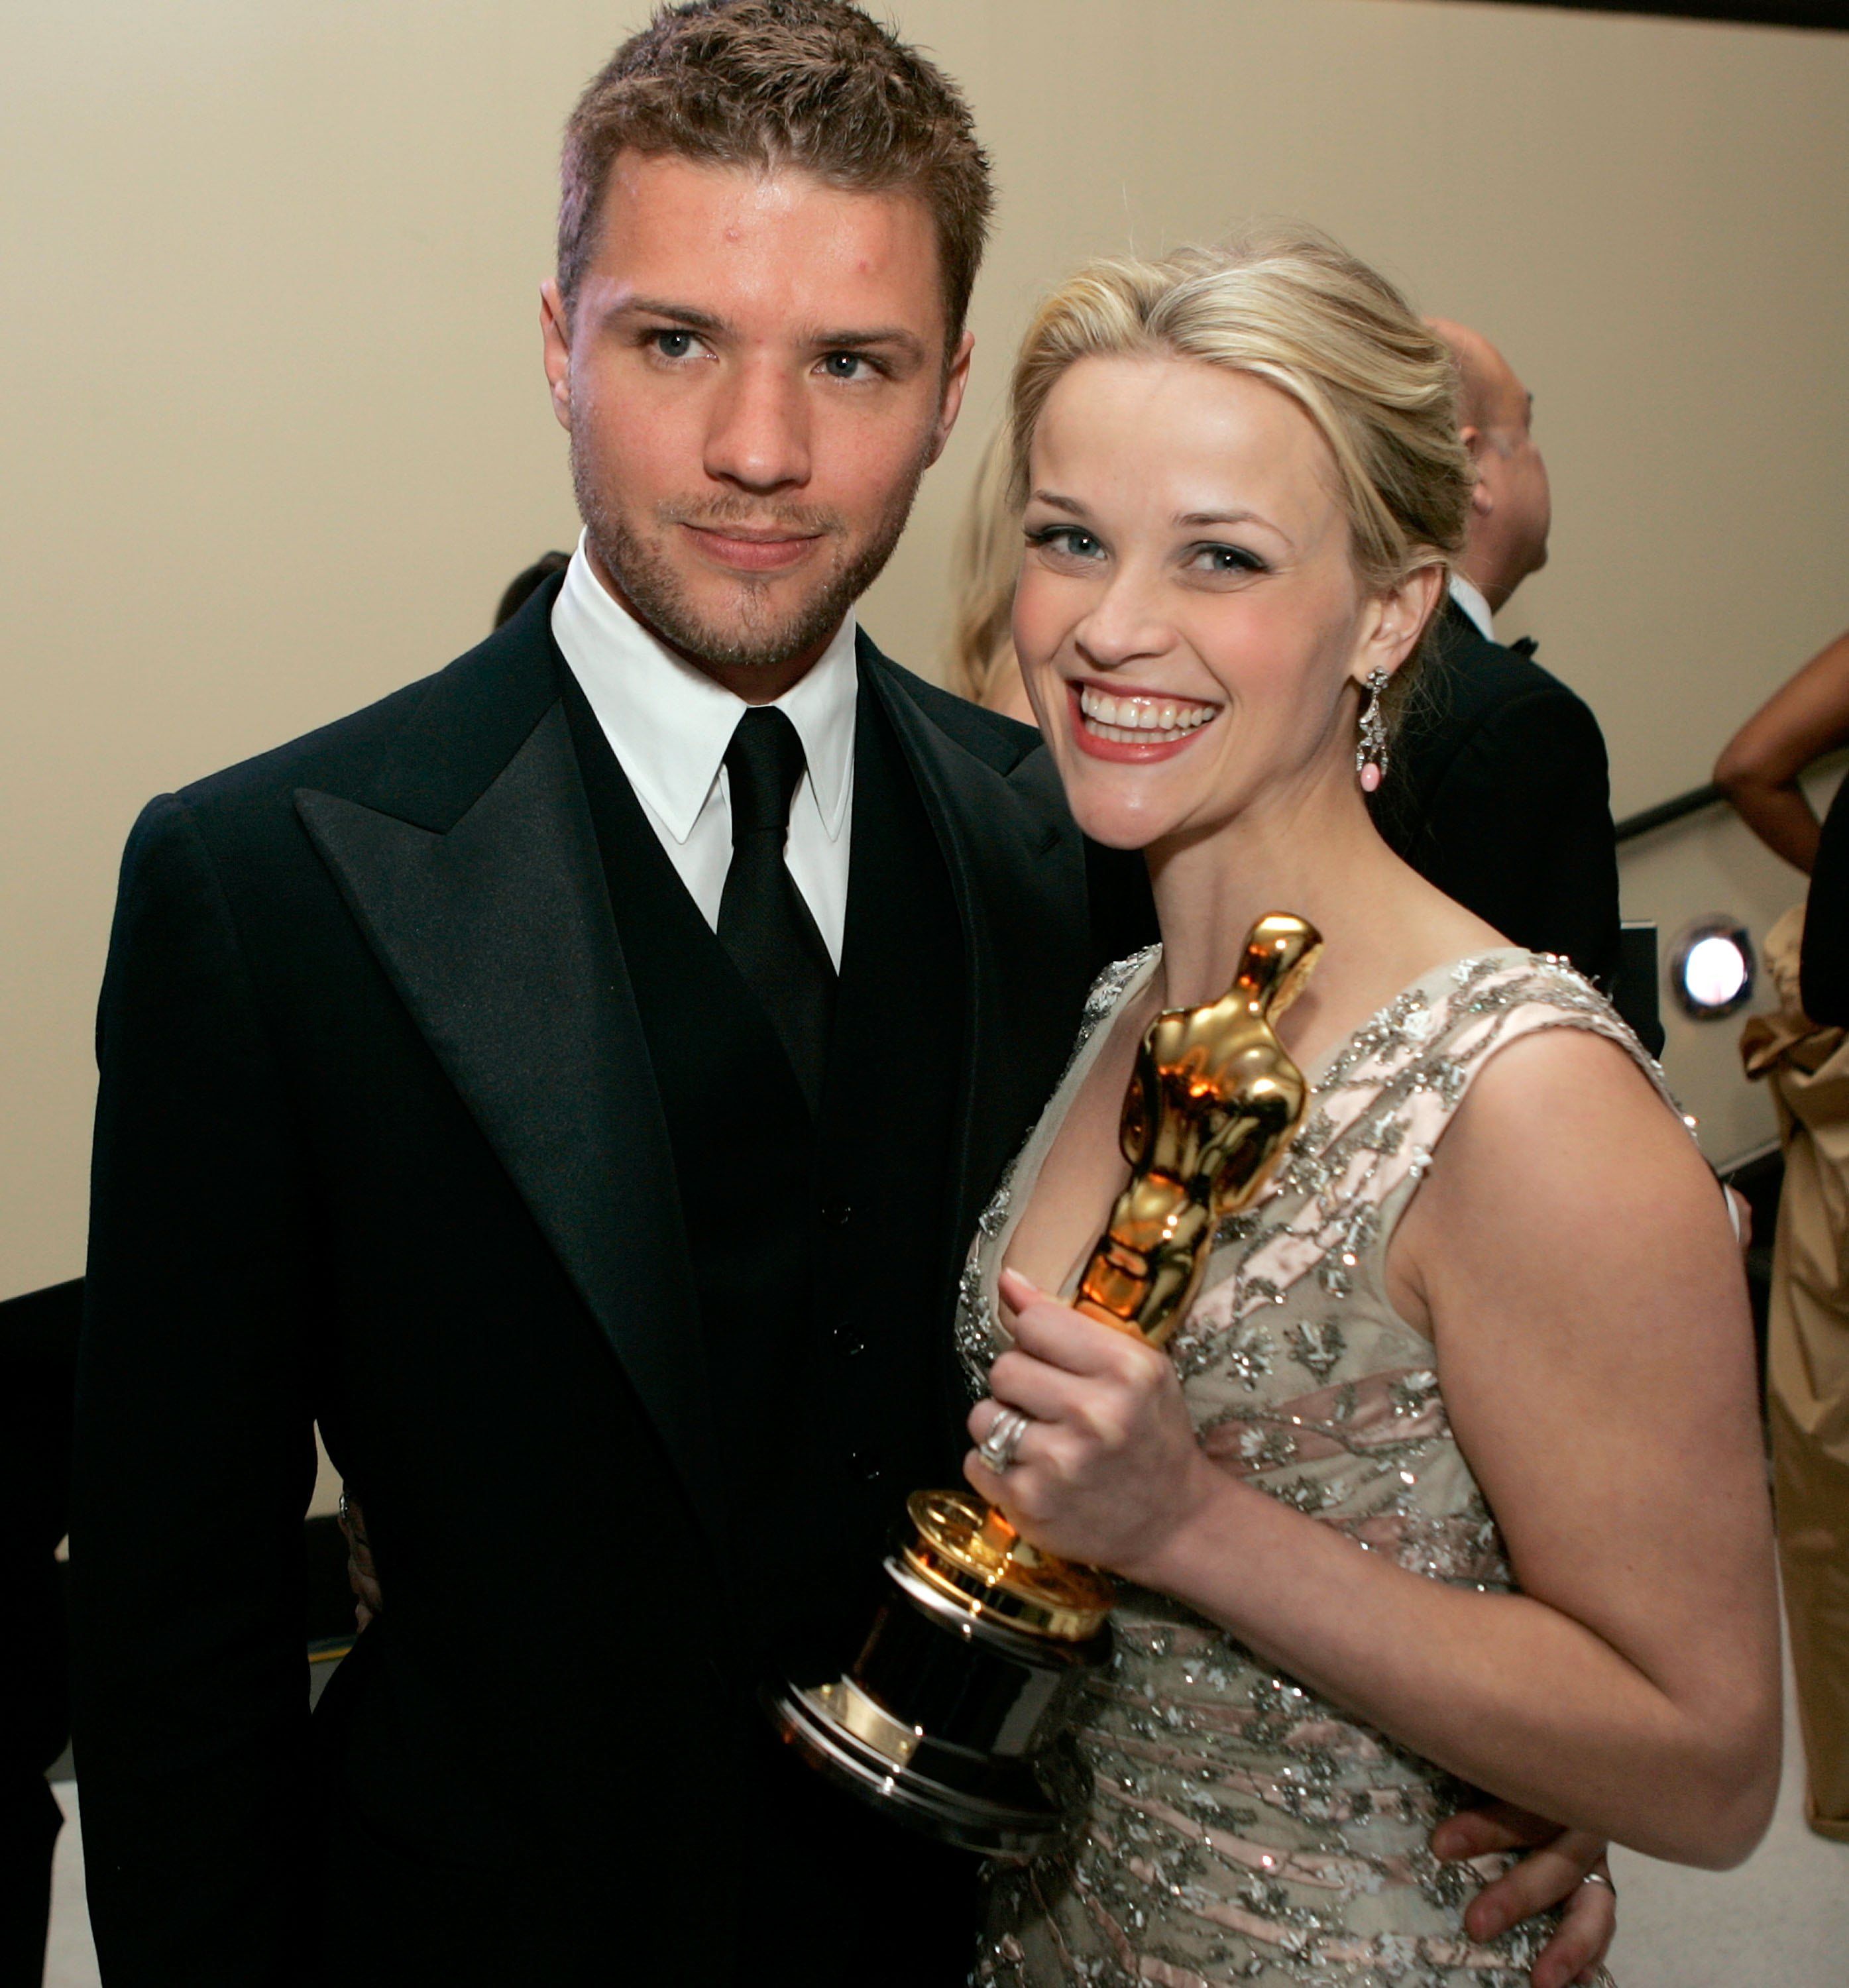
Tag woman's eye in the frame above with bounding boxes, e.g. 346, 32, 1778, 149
649, 329, 700, 360
1030, 526, 1106, 562
1189, 543, 1266, 576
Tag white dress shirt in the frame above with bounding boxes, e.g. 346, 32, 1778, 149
551, 531, 857, 968
1447, 572, 1496, 643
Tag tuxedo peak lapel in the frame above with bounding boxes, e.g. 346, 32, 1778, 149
295, 697, 725, 1552
356, 577, 567, 834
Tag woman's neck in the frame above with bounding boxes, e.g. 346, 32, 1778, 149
1142, 767, 1471, 1064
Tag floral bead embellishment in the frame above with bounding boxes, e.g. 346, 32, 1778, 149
1223, 1317, 1275, 1392
1286, 1319, 1346, 1382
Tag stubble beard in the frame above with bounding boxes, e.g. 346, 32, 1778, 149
571, 429, 932, 675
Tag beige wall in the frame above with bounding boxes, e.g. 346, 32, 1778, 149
5, 0, 1848, 1299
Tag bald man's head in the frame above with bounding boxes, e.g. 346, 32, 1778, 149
1428, 317, 1551, 611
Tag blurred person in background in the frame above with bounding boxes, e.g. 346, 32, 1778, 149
0, 1282, 80, 1985
1371, 319, 1623, 1004
1717, 624, 1849, 1021
944, 421, 1033, 722
1722, 622, 1849, 1844
494, 549, 573, 630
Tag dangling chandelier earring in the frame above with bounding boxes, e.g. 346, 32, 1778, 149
1355, 667, 1391, 793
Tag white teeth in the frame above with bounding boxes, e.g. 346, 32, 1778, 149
1076, 684, 1215, 744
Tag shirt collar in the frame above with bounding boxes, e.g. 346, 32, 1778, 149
1447, 572, 1496, 642
551, 529, 858, 845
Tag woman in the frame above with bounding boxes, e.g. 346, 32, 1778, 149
1715, 622, 1849, 1023
1718, 628, 1849, 1843
957, 231, 1779, 1987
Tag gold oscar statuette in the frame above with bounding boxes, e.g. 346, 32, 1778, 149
771, 913, 1323, 1856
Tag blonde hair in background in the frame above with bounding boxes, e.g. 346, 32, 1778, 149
943, 418, 1023, 708
1008, 223, 1471, 725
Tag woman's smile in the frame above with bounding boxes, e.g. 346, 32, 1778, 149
1068, 679, 1221, 759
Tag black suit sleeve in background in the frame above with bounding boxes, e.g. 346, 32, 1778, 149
72, 795, 320, 1987
0, 1278, 81, 1986
1404, 684, 1622, 996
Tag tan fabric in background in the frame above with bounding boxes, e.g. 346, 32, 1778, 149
1742, 906, 1849, 1841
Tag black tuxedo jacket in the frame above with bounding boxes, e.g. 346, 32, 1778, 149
1373, 598, 1622, 994
70, 586, 1152, 1987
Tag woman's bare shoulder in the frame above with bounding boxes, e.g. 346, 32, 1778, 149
1417, 1019, 1720, 1258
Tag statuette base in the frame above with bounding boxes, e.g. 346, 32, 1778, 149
771, 1545, 1111, 1860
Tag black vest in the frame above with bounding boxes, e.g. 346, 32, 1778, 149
560, 665, 967, 1682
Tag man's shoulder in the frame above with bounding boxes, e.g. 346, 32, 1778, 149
174, 673, 436, 818
170, 596, 561, 843
857, 633, 1045, 780
1422, 604, 1597, 734
1379, 602, 1612, 851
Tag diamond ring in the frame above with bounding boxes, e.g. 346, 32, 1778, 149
976, 1406, 1032, 1472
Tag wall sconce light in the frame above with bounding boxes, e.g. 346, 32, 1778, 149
1669, 916, 1754, 1020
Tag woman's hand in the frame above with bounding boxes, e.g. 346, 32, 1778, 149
964, 1266, 1222, 1581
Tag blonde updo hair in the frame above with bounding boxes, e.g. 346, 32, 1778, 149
1009, 224, 1471, 724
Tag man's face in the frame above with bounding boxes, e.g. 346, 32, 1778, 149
541, 152, 972, 697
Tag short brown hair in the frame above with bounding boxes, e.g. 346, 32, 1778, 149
559, 1, 992, 349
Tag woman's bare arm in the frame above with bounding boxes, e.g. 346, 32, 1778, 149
1714, 626, 1849, 873
973, 1030, 1780, 1868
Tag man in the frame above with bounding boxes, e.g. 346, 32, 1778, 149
72, 13, 1131, 1984
1373, 318, 1624, 999
71, 8, 1613, 1985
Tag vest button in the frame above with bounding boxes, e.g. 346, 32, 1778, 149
821, 1199, 854, 1227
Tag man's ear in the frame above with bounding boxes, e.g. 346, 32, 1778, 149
540, 280, 573, 432
926, 329, 976, 469
1460, 423, 1494, 518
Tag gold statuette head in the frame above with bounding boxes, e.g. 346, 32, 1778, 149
1077, 912, 1322, 1349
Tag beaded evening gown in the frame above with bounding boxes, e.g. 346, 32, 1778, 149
959, 948, 1675, 1988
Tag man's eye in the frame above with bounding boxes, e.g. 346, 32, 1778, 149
650, 329, 699, 360
1029, 525, 1105, 562
820, 352, 871, 380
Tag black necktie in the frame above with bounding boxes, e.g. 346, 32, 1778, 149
717, 706, 837, 1114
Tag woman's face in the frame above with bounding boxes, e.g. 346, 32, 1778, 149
1013, 353, 1412, 852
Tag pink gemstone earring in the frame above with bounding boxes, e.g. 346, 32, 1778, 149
1356, 667, 1390, 793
